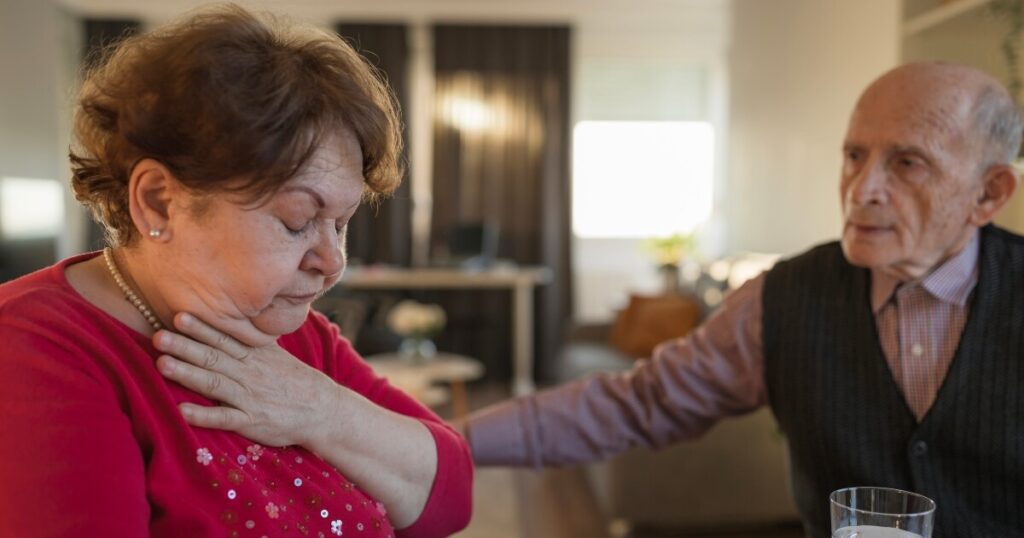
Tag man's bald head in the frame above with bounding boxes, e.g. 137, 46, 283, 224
860, 62, 1022, 166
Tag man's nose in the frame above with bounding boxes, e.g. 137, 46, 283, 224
847, 158, 888, 206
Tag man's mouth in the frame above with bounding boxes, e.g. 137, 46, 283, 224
847, 222, 893, 235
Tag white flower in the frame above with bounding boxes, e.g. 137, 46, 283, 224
386, 300, 446, 337
196, 447, 213, 466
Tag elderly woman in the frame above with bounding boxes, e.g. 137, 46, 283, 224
0, 5, 471, 537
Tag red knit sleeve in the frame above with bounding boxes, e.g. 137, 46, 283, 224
311, 314, 473, 537
0, 307, 150, 537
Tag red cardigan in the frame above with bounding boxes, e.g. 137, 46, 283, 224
0, 253, 472, 537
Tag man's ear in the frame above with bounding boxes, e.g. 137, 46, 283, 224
969, 163, 1020, 227
127, 158, 180, 241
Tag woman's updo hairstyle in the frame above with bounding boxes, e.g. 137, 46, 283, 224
71, 3, 403, 245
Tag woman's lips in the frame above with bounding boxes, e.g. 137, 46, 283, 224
280, 292, 319, 304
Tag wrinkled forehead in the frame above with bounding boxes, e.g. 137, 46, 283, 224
845, 78, 975, 151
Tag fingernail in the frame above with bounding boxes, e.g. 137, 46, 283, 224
158, 332, 172, 347
179, 313, 193, 326
159, 358, 175, 374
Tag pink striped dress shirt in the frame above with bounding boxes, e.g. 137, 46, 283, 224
467, 232, 981, 467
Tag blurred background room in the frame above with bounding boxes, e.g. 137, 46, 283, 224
3, 0, 1022, 535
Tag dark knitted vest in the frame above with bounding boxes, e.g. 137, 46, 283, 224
763, 225, 1024, 538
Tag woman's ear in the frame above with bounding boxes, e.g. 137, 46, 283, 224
969, 163, 1020, 227
127, 158, 180, 242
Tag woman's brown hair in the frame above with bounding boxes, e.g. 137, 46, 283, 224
71, 3, 403, 245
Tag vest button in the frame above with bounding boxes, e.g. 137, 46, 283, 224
912, 441, 928, 457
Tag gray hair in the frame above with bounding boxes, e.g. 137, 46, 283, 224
973, 85, 1024, 166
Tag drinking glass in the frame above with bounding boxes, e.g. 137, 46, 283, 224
830, 486, 935, 538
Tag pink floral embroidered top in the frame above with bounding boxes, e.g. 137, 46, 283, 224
0, 253, 472, 537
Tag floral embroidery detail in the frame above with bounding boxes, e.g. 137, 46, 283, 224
320, 509, 329, 518
265, 502, 280, 519
375, 502, 387, 516
227, 489, 237, 500
345, 504, 353, 512
237, 455, 248, 465
331, 520, 343, 536
294, 478, 303, 487
295, 455, 304, 464
196, 447, 213, 466
227, 468, 244, 485
356, 522, 364, 531
247, 444, 264, 461
245, 520, 255, 530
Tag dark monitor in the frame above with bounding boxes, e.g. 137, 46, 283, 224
0, 238, 57, 283
447, 221, 499, 269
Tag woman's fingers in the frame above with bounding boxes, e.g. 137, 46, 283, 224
178, 402, 251, 432
173, 313, 251, 360
157, 354, 245, 404
154, 329, 243, 377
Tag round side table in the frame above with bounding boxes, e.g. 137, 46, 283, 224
365, 352, 485, 420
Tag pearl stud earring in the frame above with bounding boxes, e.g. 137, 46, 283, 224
149, 228, 163, 238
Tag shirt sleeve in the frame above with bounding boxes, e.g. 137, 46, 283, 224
0, 308, 150, 537
316, 316, 472, 538
466, 273, 769, 468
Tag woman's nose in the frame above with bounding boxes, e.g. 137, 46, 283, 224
301, 225, 345, 276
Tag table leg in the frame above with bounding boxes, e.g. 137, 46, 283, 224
451, 380, 469, 421
512, 282, 535, 395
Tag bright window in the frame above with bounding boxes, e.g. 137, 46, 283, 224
1, 177, 64, 240
572, 121, 713, 238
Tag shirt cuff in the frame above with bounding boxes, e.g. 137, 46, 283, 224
465, 397, 539, 468
395, 420, 472, 538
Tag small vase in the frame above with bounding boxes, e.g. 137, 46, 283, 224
399, 337, 437, 364
659, 263, 681, 294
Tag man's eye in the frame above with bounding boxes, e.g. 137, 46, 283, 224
894, 155, 923, 170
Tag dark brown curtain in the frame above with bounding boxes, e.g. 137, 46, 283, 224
335, 23, 412, 267
431, 25, 573, 382
82, 18, 140, 251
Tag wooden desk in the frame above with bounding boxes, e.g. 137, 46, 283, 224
341, 266, 552, 394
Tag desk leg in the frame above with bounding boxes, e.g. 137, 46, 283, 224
512, 283, 536, 395
451, 380, 469, 421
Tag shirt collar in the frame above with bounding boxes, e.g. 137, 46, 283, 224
870, 230, 980, 313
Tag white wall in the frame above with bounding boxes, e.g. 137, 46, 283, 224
0, 0, 85, 256
571, 3, 731, 322
723, 0, 900, 256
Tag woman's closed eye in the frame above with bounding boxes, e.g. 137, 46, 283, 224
282, 218, 347, 237
281, 219, 312, 236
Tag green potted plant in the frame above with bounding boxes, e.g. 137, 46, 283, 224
643, 232, 696, 294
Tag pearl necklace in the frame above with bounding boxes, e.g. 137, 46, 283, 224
103, 247, 163, 331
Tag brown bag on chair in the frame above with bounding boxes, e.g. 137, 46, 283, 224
608, 293, 701, 359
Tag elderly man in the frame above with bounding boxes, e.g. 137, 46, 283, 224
465, 62, 1023, 537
